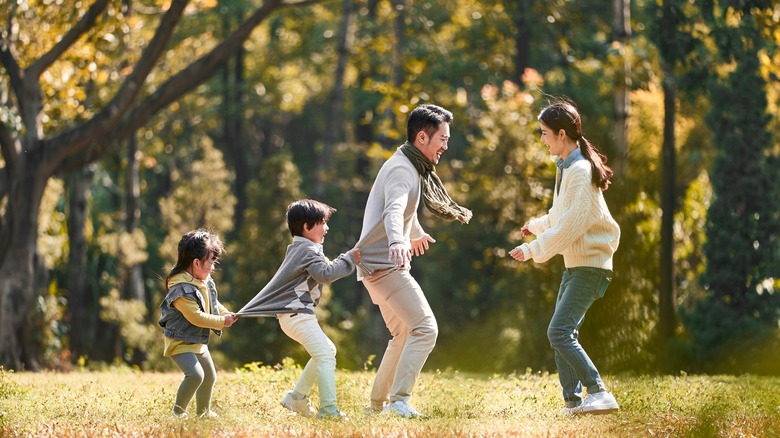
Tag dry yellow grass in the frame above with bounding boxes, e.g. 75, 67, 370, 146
1, 362, 779, 437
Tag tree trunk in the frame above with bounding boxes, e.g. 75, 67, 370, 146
377, 0, 406, 148
315, 0, 356, 198
220, 8, 250, 237
510, 0, 532, 88
125, 133, 145, 302
66, 168, 93, 359
659, 68, 677, 372
612, 0, 630, 175
0, 168, 47, 370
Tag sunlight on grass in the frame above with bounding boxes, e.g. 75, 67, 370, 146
1, 364, 779, 437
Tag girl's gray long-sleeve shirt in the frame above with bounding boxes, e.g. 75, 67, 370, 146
238, 236, 356, 316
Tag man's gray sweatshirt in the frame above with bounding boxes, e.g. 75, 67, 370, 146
356, 149, 426, 279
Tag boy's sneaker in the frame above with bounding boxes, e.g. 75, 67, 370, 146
577, 391, 619, 414
559, 401, 582, 416
281, 391, 316, 418
559, 406, 579, 416
383, 400, 428, 419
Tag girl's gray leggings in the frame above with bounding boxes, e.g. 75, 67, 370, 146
171, 348, 217, 416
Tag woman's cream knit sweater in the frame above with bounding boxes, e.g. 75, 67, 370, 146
519, 160, 620, 270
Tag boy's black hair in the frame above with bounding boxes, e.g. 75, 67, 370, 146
287, 199, 336, 237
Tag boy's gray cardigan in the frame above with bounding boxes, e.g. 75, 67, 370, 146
239, 236, 356, 316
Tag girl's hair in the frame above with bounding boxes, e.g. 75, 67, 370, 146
538, 100, 613, 191
287, 199, 336, 237
166, 228, 225, 290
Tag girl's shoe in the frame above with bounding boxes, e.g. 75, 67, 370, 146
198, 410, 219, 419
172, 411, 188, 419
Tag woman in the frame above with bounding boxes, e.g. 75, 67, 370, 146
509, 100, 621, 415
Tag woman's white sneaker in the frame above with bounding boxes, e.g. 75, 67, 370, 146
577, 391, 619, 414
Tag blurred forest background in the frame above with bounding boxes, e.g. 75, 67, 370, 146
1, 0, 778, 376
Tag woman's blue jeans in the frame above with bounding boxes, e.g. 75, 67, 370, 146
547, 267, 612, 406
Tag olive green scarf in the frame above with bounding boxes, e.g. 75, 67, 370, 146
400, 142, 472, 224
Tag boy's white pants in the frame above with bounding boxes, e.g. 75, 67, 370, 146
362, 268, 438, 410
278, 313, 338, 414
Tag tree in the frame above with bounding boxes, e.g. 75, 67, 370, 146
0, 0, 319, 370
691, 1, 780, 372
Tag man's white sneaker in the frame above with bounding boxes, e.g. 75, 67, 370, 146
383, 400, 427, 419
577, 391, 619, 414
280, 391, 316, 418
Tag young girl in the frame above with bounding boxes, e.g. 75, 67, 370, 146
159, 229, 238, 419
509, 100, 621, 415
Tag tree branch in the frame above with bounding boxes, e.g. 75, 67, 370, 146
281, 0, 325, 7
55, 0, 307, 173
45, 0, 189, 173
26, 0, 112, 79
0, 34, 25, 121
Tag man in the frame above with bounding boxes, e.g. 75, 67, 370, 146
356, 104, 472, 418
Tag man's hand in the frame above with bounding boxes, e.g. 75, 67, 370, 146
411, 234, 436, 257
508, 246, 526, 262
389, 242, 412, 269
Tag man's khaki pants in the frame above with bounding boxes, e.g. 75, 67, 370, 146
363, 268, 438, 409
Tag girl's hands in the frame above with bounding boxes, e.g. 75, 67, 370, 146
520, 222, 532, 237
223, 313, 238, 327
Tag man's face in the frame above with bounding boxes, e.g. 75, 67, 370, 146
416, 122, 450, 165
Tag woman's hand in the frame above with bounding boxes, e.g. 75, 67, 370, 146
508, 246, 526, 262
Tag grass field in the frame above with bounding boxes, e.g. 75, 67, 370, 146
1, 362, 779, 437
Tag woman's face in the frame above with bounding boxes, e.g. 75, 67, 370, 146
539, 122, 564, 157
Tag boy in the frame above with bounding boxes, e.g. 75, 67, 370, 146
238, 199, 360, 419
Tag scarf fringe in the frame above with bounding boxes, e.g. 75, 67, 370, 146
400, 142, 473, 224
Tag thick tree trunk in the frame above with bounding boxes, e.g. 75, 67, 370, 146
0, 168, 47, 370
